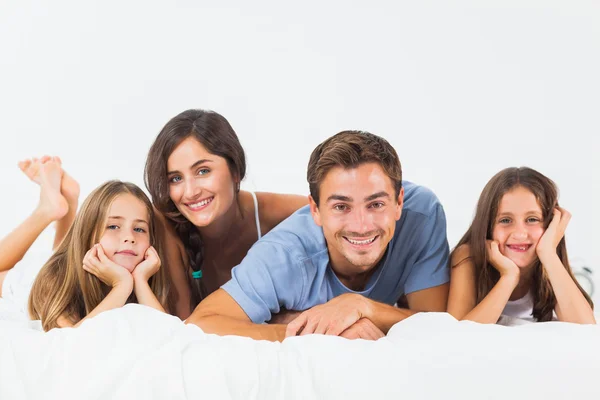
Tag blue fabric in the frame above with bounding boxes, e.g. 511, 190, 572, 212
222, 181, 450, 323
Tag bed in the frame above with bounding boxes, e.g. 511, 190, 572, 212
1, 244, 599, 400
1, 298, 599, 400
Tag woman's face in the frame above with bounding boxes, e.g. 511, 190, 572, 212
492, 186, 545, 268
166, 136, 237, 228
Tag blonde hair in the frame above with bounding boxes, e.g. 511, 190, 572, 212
28, 180, 170, 331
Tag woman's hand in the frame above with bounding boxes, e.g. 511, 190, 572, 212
132, 246, 161, 283
536, 207, 570, 263
83, 244, 133, 289
486, 240, 520, 280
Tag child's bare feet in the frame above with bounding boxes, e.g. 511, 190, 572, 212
37, 160, 69, 222
19, 155, 80, 208
18, 155, 52, 184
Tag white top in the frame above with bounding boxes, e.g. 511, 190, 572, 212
502, 292, 535, 321
250, 191, 262, 240
499, 291, 557, 325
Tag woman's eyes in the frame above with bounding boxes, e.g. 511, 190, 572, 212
169, 169, 210, 183
498, 218, 511, 224
106, 225, 119, 230
526, 217, 541, 223
134, 227, 147, 233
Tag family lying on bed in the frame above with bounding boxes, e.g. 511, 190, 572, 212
0, 109, 595, 338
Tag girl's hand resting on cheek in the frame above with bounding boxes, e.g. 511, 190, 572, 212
536, 207, 570, 263
486, 240, 520, 279
82, 244, 133, 289
132, 246, 161, 282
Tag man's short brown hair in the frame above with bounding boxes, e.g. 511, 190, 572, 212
307, 130, 403, 205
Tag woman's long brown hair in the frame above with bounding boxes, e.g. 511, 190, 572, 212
144, 109, 246, 310
28, 181, 170, 331
451, 167, 592, 321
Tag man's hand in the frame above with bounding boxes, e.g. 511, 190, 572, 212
339, 318, 385, 340
285, 293, 369, 337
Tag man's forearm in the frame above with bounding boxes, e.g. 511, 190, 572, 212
363, 298, 417, 333
186, 314, 287, 342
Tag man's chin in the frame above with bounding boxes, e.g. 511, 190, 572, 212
343, 254, 381, 272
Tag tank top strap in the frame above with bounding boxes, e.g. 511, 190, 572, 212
250, 191, 262, 240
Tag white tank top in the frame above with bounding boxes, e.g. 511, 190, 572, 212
500, 291, 557, 324
250, 191, 262, 240
502, 292, 534, 321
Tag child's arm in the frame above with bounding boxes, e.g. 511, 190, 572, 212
537, 208, 596, 324
132, 246, 165, 313
63, 244, 134, 328
447, 243, 520, 323
63, 281, 134, 328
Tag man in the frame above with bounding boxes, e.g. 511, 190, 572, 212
186, 130, 450, 341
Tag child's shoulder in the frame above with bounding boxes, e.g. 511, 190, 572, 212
451, 244, 472, 267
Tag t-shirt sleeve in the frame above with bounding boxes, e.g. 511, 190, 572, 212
221, 240, 305, 324
403, 204, 450, 294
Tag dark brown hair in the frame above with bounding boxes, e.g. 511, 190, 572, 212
144, 109, 246, 308
307, 130, 402, 205
452, 167, 593, 321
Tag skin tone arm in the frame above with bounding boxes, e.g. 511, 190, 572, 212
536, 208, 595, 324
185, 288, 287, 341
132, 246, 165, 313
58, 244, 135, 328
285, 283, 449, 338
447, 243, 520, 324
188, 282, 449, 341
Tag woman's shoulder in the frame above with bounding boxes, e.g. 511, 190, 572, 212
252, 191, 309, 232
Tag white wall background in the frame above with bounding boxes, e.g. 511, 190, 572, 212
1, 1, 598, 302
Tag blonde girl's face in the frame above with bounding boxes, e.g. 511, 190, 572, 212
492, 186, 545, 268
98, 193, 151, 272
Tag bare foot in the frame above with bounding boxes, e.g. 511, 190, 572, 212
53, 156, 80, 205
36, 160, 69, 222
19, 155, 80, 207
18, 155, 52, 184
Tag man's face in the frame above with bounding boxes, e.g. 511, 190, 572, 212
310, 162, 403, 280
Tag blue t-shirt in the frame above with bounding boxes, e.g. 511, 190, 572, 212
222, 181, 450, 323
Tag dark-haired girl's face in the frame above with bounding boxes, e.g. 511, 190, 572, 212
492, 186, 545, 268
166, 137, 237, 229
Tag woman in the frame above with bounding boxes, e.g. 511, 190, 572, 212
145, 109, 307, 318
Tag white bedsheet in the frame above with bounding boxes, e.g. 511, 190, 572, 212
1, 301, 599, 400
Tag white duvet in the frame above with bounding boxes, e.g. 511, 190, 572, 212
1, 300, 599, 400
